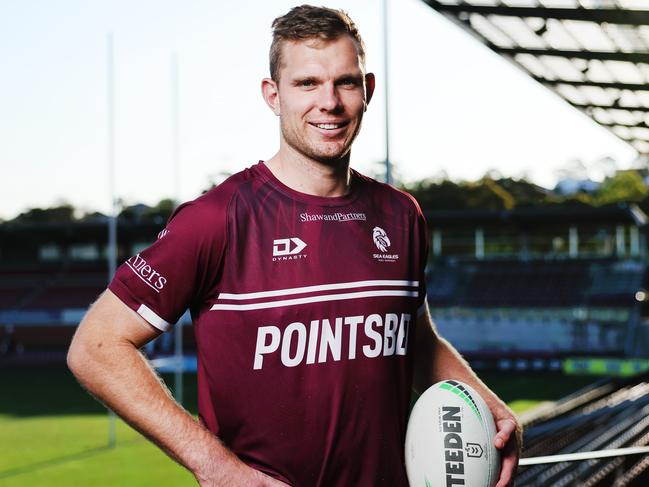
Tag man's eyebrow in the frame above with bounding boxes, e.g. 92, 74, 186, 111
336, 74, 364, 83
289, 73, 364, 85
337, 72, 363, 79
291, 75, 321, 85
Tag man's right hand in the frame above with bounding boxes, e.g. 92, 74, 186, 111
196, 461, 291, 486
250, 470, 292, 487
68, 290, 290, 487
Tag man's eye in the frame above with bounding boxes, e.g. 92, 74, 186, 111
299, 79, 315, 87
340, 79, 359, 87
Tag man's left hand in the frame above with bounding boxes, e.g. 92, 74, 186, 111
492, 413, 521, 487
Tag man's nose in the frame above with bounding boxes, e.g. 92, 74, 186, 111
318, 84, 342, 112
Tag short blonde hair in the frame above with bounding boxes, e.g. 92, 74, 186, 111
269, 5, 366, 82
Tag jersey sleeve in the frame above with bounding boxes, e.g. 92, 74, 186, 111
108, 197, 227, 331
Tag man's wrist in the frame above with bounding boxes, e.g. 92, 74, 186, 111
193, 457, 263, 487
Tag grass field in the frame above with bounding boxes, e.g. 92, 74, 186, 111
0, 366, 599, 486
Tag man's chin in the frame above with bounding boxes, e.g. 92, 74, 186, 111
312, 150, 351, 165
284, 136, 352, 165
309, 143, 352, 163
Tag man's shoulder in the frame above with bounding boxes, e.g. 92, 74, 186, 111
164, 162, 265, 232
196, 163, 264, 207
354, 170, 422, 214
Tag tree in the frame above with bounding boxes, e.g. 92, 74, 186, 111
119, 199, 176, 223
11, 204, 75, 223
403, 177, 516, 211
403, 179, 467, 210
144, 198, 176, 222
495, 177, 549, 207
595, 170, 648, 205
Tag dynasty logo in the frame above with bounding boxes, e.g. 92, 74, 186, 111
272, 237, 307, 262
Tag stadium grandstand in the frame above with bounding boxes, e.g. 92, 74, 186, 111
0, 218, 194, 363
2, 201, 648, 368
519, 371, 649, 486
426, 203, 649, 369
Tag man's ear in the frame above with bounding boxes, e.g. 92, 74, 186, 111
364, 73, 376, 110
261, 78, 281, 116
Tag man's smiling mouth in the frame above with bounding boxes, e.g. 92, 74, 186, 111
309, 121, 350, 130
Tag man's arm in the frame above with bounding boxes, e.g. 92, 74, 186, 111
413, 305, 521, 487
67, 290, 288, 487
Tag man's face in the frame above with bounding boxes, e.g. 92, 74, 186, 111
271, 35, 374, 164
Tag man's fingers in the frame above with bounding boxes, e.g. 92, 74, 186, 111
494, 451, 518, 487
495, 428, 520, 487
260, 470, 292, 487
494, 417, 517, 449
493, 418, 520, 487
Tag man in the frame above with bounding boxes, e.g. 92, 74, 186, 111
68, 5, 520, 486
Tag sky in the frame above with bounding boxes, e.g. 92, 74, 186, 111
0, 0, 638, 220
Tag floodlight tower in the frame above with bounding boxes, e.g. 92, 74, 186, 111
383, 0, 392, 185
107, 33, 117, 283
106, 32, 117, 448
171, 53, 184, 405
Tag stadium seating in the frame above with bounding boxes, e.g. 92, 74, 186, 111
428, 258, 646, 358
519, 373, 649, 486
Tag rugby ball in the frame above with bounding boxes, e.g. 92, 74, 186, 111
405, 380, 500, 487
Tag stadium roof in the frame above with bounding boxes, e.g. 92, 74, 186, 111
422, 0, 649, 155
425, 202, 649, 227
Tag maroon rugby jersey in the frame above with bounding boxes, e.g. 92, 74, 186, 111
109, 162, 428, 486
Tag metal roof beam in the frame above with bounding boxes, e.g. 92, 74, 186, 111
492, 46, 649, 63
570, 102, 649, 113
533, 77, 649, 92
598, 121, 649, 129
423, 1, 649, 26
617, 134, 646, 142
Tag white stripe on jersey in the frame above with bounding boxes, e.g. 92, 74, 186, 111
217, 279, 418, 300
137, 303, 172, 331
211, 289, 418, 312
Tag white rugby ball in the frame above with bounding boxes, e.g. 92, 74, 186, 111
405, 380, 500, 487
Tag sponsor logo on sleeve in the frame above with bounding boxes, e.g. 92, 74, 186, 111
272, 237, 307, 262
372, 227, 399, 262
125, 253, 168, 292
299, 212, 366, 223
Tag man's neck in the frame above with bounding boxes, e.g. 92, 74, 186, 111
265, 146, 352, 198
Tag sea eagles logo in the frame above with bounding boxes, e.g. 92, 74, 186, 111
373, 227, 390, 253
372, 227, 399, 262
